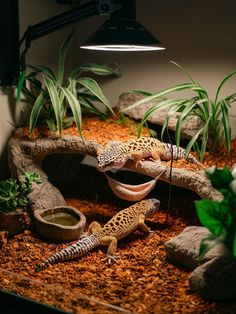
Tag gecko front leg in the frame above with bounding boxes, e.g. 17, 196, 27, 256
100, 235, 120, 264
138, 213, 152, 233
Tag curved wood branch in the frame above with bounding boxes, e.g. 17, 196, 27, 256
8, 135, 102, 211
122, 160, 222, 201
7, 134, 221, 212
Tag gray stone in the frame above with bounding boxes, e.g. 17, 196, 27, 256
189, 255, 236, 301
117, 92, 204, 139
164, 226, 228, 270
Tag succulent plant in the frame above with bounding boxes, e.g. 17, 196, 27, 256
0, 172, 42, 212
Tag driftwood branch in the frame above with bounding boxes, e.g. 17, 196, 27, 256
8, 135, 102, 211
123, 160, 222, 201
8, 134, 221, 212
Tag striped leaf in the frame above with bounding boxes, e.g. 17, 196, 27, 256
214, 70, 236, 104
70, 63, 120, 80
123, 83, 205, 112
185, 127, 204, 160
29, 91, 48, 133
16, 69, 26, 103
58, 30, 74, 85
78, 77, 114, 114
28, 65, 56, 81
59, 86, 83, 139
43, 76, 62, 136
137, 98, 187, 138
221, 100, 231, 153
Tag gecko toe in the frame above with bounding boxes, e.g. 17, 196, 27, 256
103, 254, 120, 264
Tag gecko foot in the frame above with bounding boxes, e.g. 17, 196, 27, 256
103, 253, 120, 265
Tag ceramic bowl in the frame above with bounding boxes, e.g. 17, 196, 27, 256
34, 206, 86, 242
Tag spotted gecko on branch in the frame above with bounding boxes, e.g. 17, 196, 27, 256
36, 199, 160, 272
97, 136, 201, 172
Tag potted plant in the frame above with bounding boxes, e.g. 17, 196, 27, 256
121, 62, 236, 162
0, 172, 42, 236
17, 30, 120, 138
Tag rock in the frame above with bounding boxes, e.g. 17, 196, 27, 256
117, 92, 204, 139
165, 225, 235, 301
164, 226, 228, 270
189, 255, 236, 301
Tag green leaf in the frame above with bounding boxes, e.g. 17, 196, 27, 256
225, 92, 236, 104
16, 69, 26, 103
185, 127, 204, 160
221, 100, 231, 154
214, 70, 236, 104
44, 119, 55, 133
77, 92, 99, 101
195, 199, 232, 236
77, 77, 114, 115
199, 116, 211, 162
127, 89, 157, 97
193, 141, 200, 159
21, 86, 36, 102
43, 76, 62, 136
59, 86, 83, 139
58, 30, 74, 85
137, 98, 186, 138
28, 77, 43, 91
175, 99, 199, 146
161, 101, 188, 143
29, 91, 48, 133
79, 98, 105, 116
70, 63, 120, 79
28, 65, 56, 81
199, 234, 224, 260
24, 172, 42, 184
206, 167, 233, 191
170, 60, 196, 83
122, 83, 205, 112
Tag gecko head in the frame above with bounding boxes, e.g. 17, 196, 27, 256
97, 148, 127, 172
143, 198, 160, 218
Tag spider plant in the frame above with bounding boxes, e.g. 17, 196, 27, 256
17, 30, 120, 137
121, 62, 236, 162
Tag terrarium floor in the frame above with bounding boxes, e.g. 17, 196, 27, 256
2, 115, 236, 313
0, 165, 236, 314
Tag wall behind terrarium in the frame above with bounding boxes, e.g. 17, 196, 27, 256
0, 0, 74, 179
1, 0, 236, 178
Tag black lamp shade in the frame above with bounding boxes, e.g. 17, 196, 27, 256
80, 19, 165, 51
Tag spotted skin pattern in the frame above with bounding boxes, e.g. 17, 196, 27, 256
97, 137, 201, 172
36, 199, 160, 271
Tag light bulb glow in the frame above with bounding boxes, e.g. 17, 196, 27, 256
80, 44, 165, 51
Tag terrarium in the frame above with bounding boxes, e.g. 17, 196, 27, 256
1, 7, 236, 313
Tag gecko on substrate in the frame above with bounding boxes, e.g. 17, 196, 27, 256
36, 198, 160, 271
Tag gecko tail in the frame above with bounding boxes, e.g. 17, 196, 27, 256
164, 143, 201, 164
35, 234, 99, 272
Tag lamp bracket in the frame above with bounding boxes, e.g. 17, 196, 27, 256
97, 0, 122, 15
19, 0, 135, 70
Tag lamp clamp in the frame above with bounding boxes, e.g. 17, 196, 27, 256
96, 0, 122, 15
